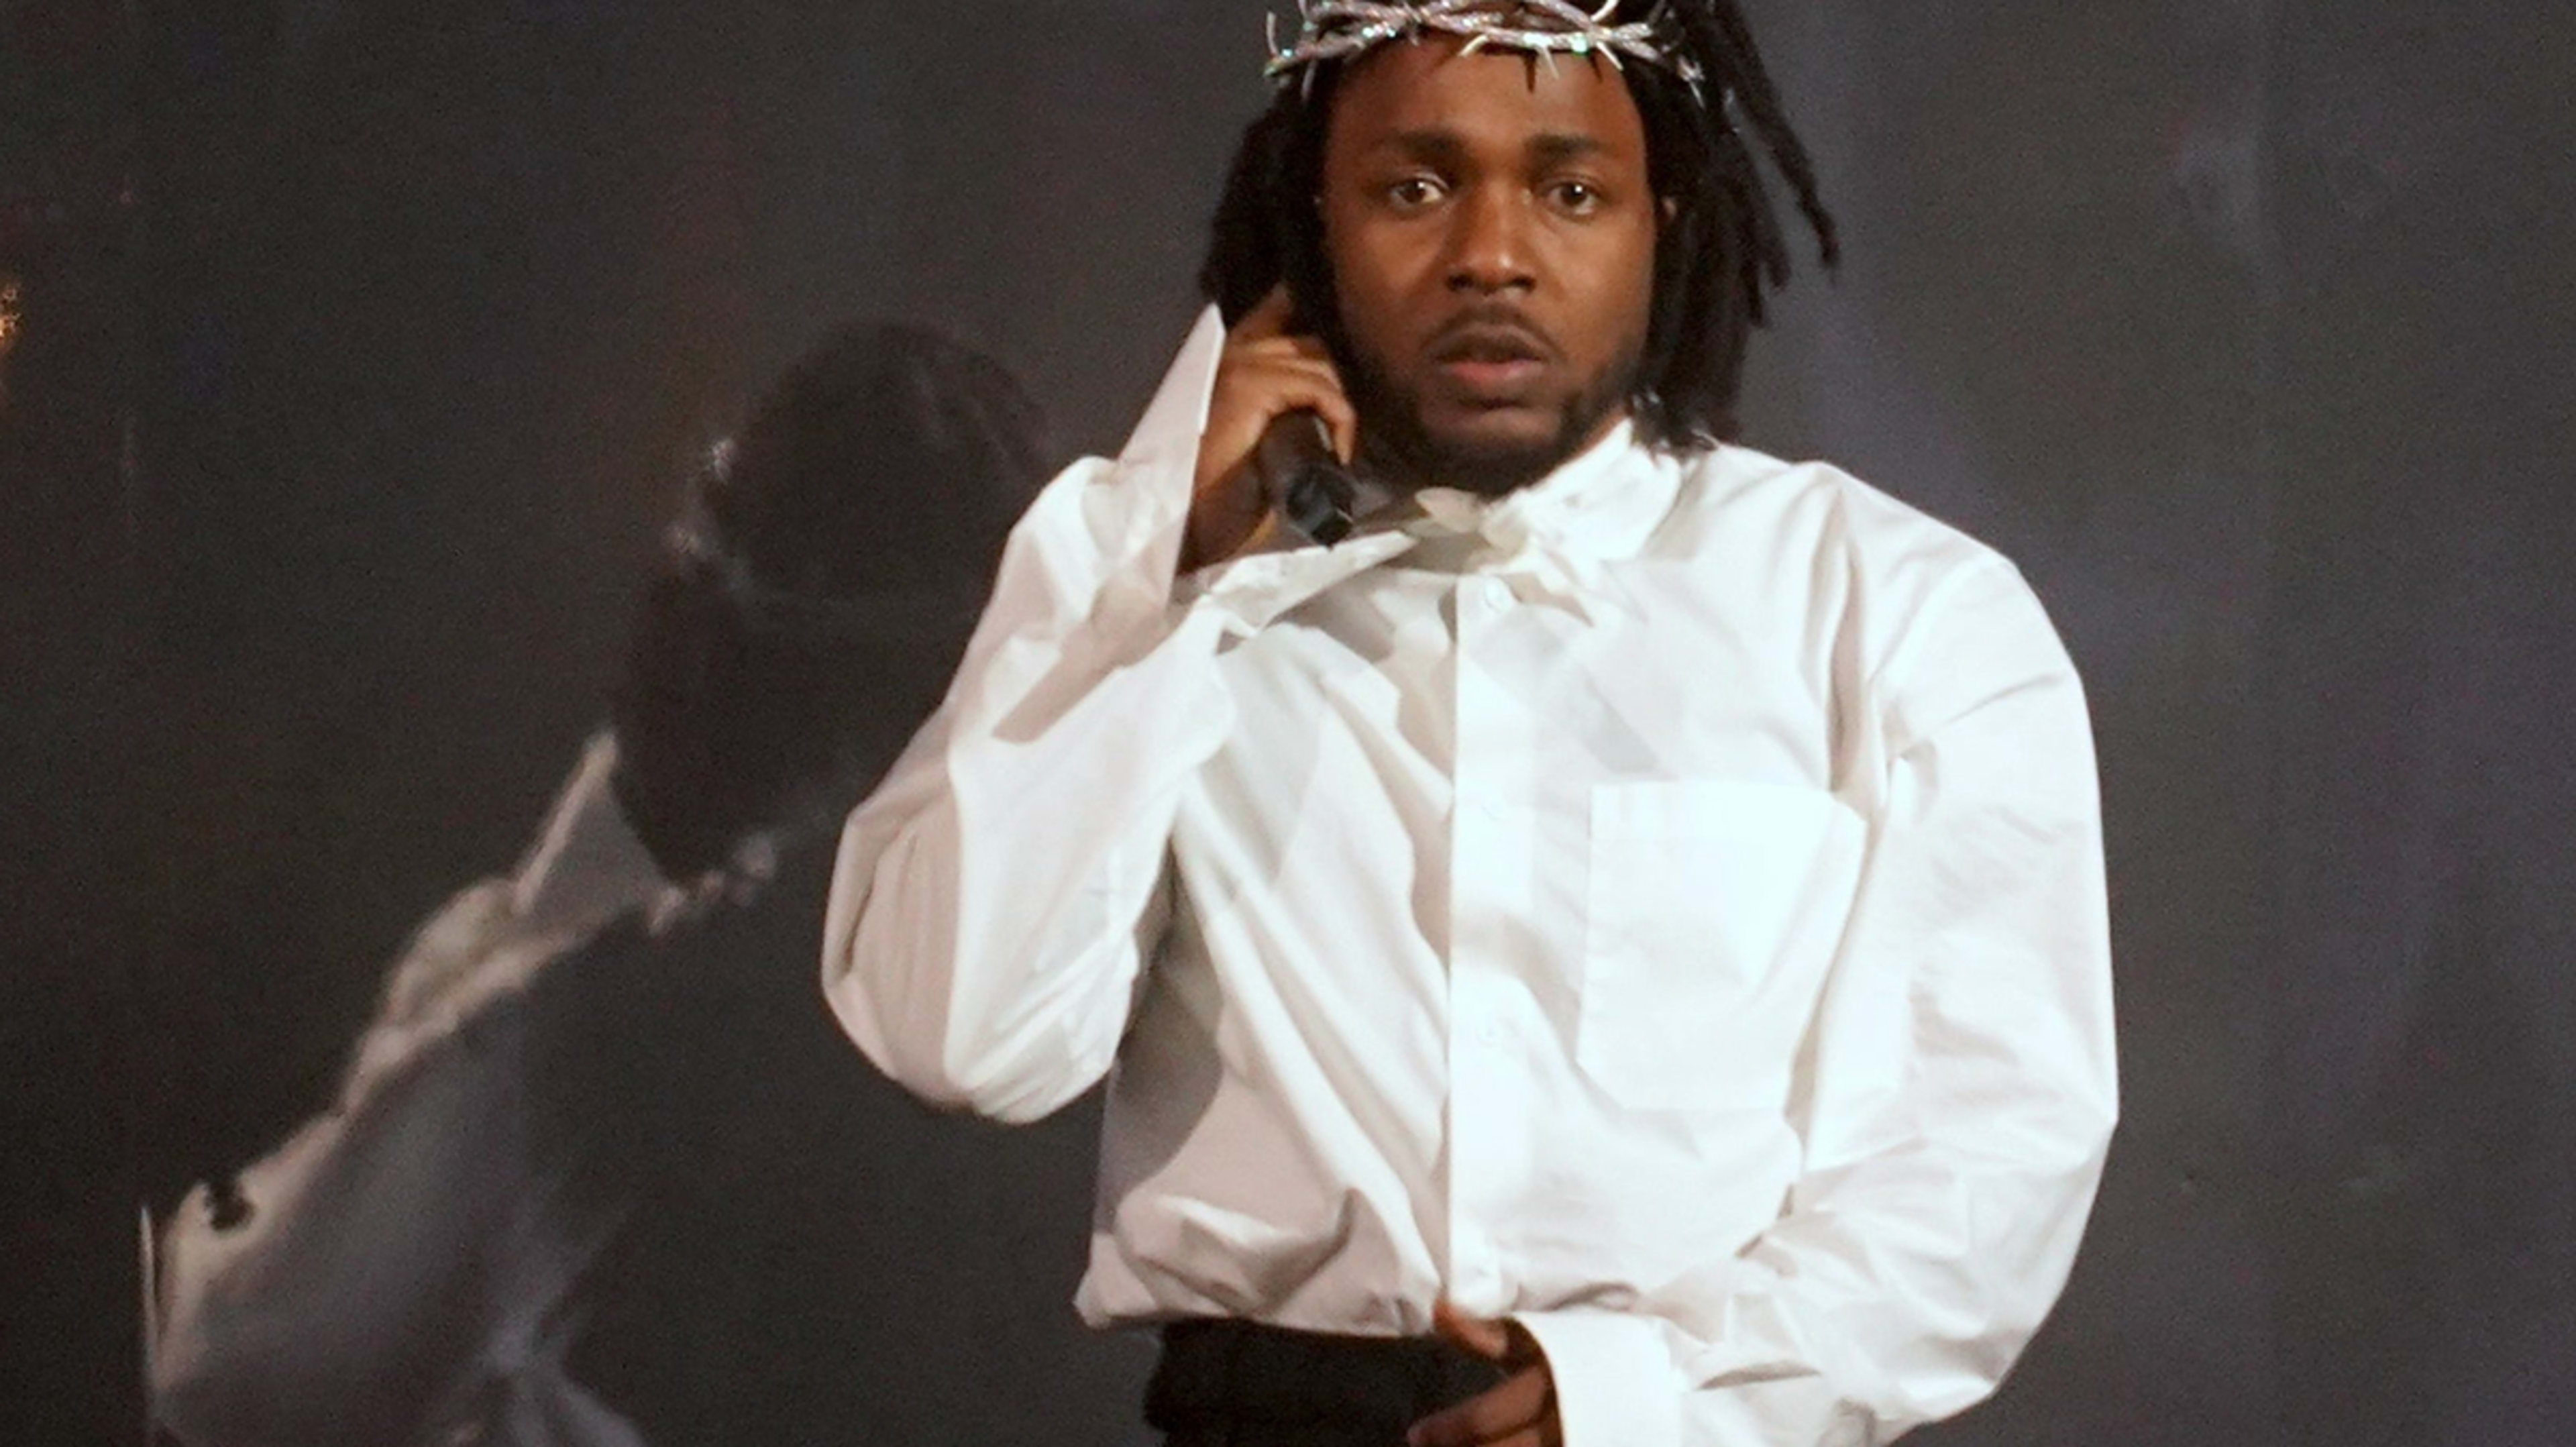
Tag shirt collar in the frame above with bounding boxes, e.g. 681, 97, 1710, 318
1192, 416, 1678, 633
1411, 415, 1653, 553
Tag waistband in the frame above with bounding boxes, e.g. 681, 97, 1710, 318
1145, 1318, 1507, 1437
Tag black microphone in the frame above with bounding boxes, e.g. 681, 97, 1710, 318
1250, 410, 1358, 546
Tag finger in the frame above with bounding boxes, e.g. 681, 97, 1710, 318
1226, 356, 1357, 460
1234, 330, 1338, 366
1224, 353, 1345, 392
1406, 1366, 1552, 1447
1432, 1301, 1516, 1362
1214, 370, 1357, 466
1233, 283, 1296, 341
1278, 376, 1358, 463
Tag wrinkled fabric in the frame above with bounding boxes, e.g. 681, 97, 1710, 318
823, 309, 2118, 1447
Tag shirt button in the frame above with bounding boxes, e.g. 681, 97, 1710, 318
1480, 578, 1512, 609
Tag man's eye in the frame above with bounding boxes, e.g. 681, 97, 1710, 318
1387, 177, 1445, 209
1549, 180, 1603, 214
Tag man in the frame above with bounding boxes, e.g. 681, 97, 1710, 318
150, 324, 1112, 1446
822, 4, 2117, 1444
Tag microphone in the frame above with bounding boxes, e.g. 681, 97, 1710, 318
1250, 410, 1358, 546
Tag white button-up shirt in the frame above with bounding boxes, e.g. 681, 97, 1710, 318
823, 309, 2116, 1447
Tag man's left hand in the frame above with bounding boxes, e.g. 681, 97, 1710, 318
1409, 1302, 1561, 1447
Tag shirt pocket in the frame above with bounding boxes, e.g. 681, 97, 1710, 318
1579, 778, 1867, 1112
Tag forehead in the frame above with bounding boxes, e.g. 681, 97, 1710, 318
1325, 37, 1649, 159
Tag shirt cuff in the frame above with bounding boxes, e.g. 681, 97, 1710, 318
1513, 1307, 1687, 1447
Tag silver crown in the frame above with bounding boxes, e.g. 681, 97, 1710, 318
1265, 1, 1699, 90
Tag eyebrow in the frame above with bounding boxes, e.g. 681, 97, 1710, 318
1527, 133, 1610, 168
1372, 129, 1614, 168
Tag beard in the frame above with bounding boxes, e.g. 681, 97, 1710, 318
1338, 332, 1644, 500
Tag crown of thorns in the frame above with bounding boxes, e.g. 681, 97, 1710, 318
1265, 1, 1703, 91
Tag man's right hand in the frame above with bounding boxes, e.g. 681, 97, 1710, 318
1184, 286, 1358, 572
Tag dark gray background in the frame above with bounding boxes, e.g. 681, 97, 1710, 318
5, 1, 2571, 1441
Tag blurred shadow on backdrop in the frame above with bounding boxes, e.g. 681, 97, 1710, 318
109, 4, 1256, 1440
122, 0, 1255, 1214
141, 319, 1131, 1446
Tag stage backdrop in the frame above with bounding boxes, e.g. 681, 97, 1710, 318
3, 1, 2570, 1442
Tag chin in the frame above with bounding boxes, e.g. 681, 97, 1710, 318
1423, 437, 1568, 496
1415, 409, 1575, 494
1436, 405, 1554, 443
1348, 350, 1629, 499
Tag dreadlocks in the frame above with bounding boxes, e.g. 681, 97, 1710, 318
1201, 0, 1837, 447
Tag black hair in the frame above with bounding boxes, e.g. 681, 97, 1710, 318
1199, 0, 1836, 447
609, 322, 1046, 878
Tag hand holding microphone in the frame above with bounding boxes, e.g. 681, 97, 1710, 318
1185, 287, 1360, 571
1251, 410, 1357, 547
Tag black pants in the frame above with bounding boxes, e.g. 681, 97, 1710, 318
1146, 1319, 1509, 1447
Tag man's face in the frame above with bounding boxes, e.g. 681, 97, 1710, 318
1318, 36, 1660, 496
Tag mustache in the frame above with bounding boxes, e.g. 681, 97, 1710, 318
1425, 304, 1562, 364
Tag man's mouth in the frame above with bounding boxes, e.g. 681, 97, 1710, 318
1428, 318, 1554, 400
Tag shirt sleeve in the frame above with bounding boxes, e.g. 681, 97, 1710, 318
1516, 557, 2120, 1447
819, 308, 1242, 1124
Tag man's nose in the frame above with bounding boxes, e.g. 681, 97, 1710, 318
1444, 188, 1536, 294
